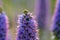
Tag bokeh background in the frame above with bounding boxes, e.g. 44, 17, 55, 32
0, 0, 56, 40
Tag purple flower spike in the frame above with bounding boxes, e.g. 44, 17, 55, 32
52, 0, 60, 39
0, 8, 9, 40
16, 9, 39, 40
34, 0, 50, 29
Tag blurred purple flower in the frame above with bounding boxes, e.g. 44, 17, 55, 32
34, 0, 51, 40
52, 0, 60, 39
34, 0, 50, 30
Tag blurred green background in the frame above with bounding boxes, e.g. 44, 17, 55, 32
0, 0, 56, 40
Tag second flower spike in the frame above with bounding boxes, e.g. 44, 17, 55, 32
0, 7, 9, 40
